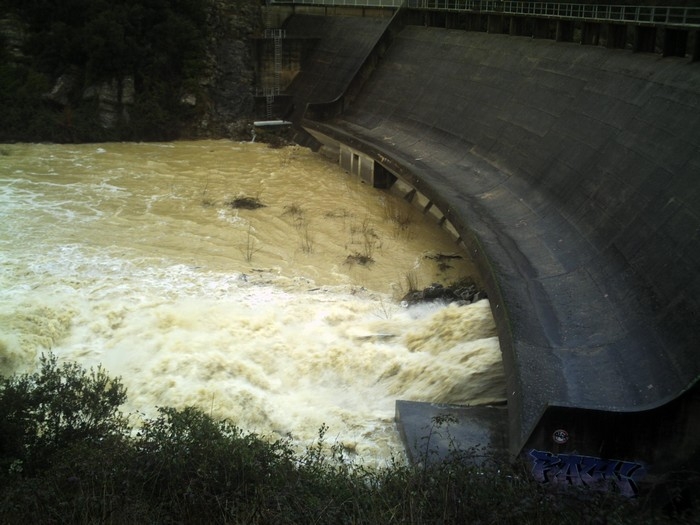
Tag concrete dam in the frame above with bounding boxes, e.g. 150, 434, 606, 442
260, 1, 700, 492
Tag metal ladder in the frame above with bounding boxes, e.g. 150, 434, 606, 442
273, 31, 282, 95
262, 29, 285, 119
266, 90, 275, 119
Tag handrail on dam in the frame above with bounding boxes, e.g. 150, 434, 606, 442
269, 0, 404, 6
408, 1, 700, 27
269, 0, 700, 28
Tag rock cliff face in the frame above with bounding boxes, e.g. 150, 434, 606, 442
0, 15, 24, 59
83, 77, 136, 130
0, 0, 262, 142
194, 0, 262, 139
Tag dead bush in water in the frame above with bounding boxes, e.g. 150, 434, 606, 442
299, 222, 315, 254
425, 252, 463, 272
382, 196, 415, 239
350, 218, 380, 253
226, 195, 266, 210
282, 203, 315, 254
345, 217, 381, 266
325, 208, 354, 220
282, 202, 305, 229
404, 270, 420, 293
324, 207, 354, 230
345, 251, 374, 266
200, 178, 216, 208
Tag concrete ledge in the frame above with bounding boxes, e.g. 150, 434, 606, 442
395, 400, 508, 465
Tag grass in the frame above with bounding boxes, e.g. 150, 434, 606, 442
0, 355, 696, 524
374, 296, 395, 320
200, 178, 216, 207
345, 252, 374, 266
404, 269, 420, 294
282, 202, 305, 222
324, 208, 353, 220
346, 217, 381, 266
382, 195, 415, 239
240, 224, 261, 262
283, 203, 315, 254
282, 202, 306, 231
299, 221, 315, 254
426, 252, 463, 272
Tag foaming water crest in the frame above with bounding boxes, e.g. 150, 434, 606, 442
0, 141, 505, 463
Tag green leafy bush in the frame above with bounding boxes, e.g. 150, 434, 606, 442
0, 354, 128, 477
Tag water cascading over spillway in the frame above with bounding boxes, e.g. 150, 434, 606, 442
0, 140, 505, 462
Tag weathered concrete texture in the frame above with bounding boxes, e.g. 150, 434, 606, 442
303, 27, 700, 467
396, 400, 508, 465
283, 14, 392, 124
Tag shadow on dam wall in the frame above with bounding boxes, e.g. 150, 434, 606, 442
279, 11, 700, 487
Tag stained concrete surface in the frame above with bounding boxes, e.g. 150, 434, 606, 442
291, 17, 699, 473
395, 401, 508, 465
283, 14, 392, 124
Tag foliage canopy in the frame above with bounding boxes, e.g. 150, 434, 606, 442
0, 0, 210, 141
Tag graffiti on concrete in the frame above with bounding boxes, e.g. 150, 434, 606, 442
528, 449, 646, 497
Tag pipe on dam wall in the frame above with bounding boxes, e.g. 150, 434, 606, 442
294, 17, 700, 483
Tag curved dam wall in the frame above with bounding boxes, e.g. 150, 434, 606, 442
299, 19, 700, 473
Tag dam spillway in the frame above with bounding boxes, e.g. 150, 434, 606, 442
265, 2, 700, 490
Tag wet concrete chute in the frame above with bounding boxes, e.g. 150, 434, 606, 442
264, 0, 700, 491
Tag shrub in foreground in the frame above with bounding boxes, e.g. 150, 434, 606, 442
0, 355, 696, 524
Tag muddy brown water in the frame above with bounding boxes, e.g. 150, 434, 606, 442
0, 140, 505, 463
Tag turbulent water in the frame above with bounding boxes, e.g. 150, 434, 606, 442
0, 140, 505, 462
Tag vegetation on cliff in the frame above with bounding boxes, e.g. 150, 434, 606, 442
0, 354, 695, 524
0, 0, 260, 142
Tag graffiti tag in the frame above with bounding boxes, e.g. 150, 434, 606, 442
528, 449, 646, 497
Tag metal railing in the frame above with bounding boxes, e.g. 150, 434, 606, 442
269, 0, 404, 6
408, 1, 700, 26
268, 0, 700, 27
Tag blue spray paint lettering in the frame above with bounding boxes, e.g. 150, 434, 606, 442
528, 450, 646, 497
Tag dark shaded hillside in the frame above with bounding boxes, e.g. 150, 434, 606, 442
0, 0, 261, 142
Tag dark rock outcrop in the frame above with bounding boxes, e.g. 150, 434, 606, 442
401, 280, 487, 307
